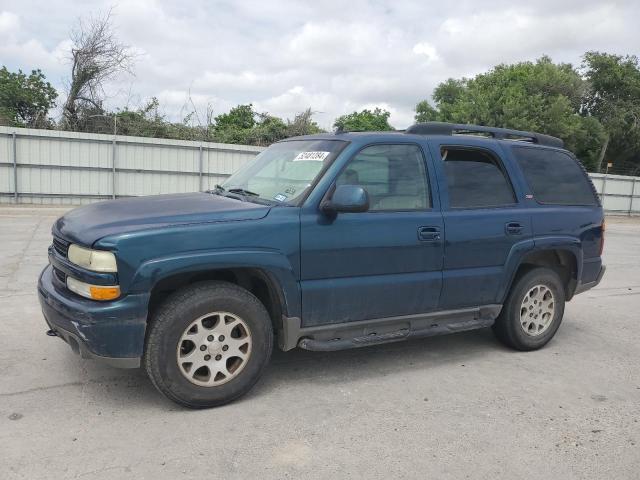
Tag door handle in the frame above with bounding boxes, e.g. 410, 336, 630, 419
505, 222, 523, 235
418, 226, 441, 242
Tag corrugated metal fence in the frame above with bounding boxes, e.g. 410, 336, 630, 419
589, 173, 639, 215
0, 126, 263, 205
1, 126, 639, 214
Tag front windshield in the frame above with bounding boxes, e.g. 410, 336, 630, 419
221, 139, 347, 205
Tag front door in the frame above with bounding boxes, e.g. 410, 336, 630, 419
299, 143, 444, 327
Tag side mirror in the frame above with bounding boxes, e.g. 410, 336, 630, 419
321, 184, 369, 213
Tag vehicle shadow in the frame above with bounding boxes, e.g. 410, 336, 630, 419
75, 327, 506, 409
249, 327, 505, 398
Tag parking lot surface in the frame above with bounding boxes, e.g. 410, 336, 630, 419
0, 206, 638, 479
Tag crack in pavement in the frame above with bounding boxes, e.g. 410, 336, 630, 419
0, 376, 135, 398
3, 216, 45, 290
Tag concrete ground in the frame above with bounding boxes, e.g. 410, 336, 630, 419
0, 206, 638, 480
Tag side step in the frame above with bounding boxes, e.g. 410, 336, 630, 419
297, 317, 495, 352
299, 328, 410, 351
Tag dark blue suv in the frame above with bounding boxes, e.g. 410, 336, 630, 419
38, 122, 605, 408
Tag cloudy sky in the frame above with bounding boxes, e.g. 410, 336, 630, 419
1, 0, 639, 129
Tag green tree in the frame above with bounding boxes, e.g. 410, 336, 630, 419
333, 107, 393, 131
66, 98, 325, 145
582, 51, 640, 174
0, 67, 57, 127
244, 114, 288, 146
214, 104, 325, 146
213, 104, 258, 144
414, 100, 439, 123
415, 57, 607, 170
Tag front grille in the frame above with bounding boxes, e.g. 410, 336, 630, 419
53, 267, 66, 284
52, 236, 70, 257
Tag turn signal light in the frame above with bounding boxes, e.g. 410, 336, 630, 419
67, 276, 120, 301
89, 285, 121, 301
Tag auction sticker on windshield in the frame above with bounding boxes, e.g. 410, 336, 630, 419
293, 151, 330, 161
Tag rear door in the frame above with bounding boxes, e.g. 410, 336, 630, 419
299, 142, 444, 326
428, 138, 533, 309
509, 145, 604, 285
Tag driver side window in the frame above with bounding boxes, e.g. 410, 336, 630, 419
335, 144, 430, 211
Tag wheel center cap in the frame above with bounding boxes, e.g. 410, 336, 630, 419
207, 340, 222, 354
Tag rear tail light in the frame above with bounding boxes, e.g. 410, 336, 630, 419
599, 219, 605, 256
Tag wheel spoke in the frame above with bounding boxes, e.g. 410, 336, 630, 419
187, 359, 208, 376
214, 315, 238, 338
178, 347, 200, 363
225, 338, 250, 359
183, 323, 207, 345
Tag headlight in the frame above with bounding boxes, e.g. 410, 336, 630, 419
67, 277, 121, 301
68, 244, 117, 272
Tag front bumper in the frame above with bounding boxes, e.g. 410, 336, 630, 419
38, 265, 149, 368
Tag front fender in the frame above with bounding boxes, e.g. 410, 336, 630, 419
128, 248, 301, 318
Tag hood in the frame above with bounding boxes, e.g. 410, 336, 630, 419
54, 192, 271, 246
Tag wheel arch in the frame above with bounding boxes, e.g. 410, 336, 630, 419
131, 250, 301, 340
501, 244, 582, 303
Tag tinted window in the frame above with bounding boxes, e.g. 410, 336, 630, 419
441, 148, 515, 208
336, 144, 430, 211
513, 147, 598, 205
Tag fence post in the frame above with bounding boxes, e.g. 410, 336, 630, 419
199, 145, 204, 191
12, 132, 18, 203
600, 174, 608, 211
630, 178, 637, 216
111, 138, 117, 199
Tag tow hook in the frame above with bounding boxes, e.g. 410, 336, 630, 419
46, 329, 58, 337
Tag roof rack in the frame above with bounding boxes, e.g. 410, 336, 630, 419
404, 122, 564, 149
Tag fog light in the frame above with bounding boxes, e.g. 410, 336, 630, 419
67, 276, 120, 301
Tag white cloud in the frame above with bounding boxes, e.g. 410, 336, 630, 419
412, 42, 440, 64
1, 1, 639, 130
0, 11, 20, 37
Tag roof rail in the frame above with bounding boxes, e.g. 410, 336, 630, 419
405, 122, 564, 149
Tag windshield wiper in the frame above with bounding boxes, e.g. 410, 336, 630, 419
207, 184, 226, 195
209, 185, 278, 205
227, 188, 260, 197
209, 185, 266, 203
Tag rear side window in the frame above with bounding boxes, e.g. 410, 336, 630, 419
513, 147, 598, 205
441, 147, 516, 208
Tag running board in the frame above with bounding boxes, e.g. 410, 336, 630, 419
280, 305, 502, 352
299, 328, 410, 351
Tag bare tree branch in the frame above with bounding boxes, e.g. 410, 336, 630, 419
62, 8, 134, 129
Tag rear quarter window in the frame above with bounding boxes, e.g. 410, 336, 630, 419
512, 146, 598, 206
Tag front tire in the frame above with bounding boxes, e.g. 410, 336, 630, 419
493, 267, 566, 351
144, 281, 273, 408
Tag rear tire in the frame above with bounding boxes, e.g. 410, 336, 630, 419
493, 267, 565, 351
144, 281, 273, 408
